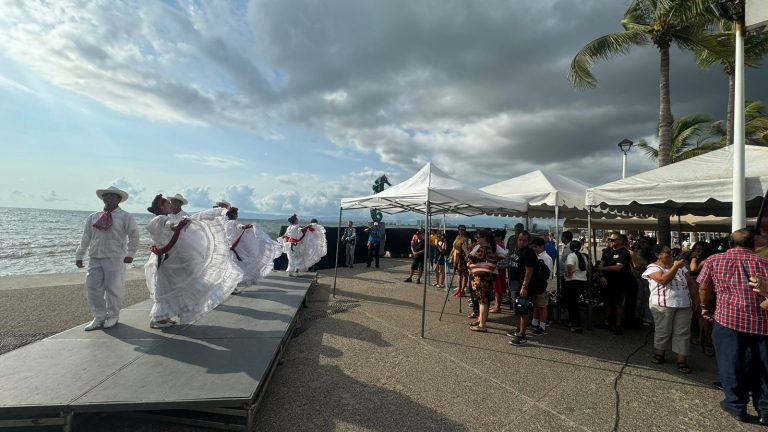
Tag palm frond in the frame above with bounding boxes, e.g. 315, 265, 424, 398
636, 139, 660, 160
568, 30, 648, 89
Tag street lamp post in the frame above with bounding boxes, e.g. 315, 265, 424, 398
618, 138, 633, 179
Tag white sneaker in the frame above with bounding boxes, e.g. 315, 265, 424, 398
150, 320, 175, 329
84, 319, 104, 331
232, 288, 242, 295
103, 316, 119, 329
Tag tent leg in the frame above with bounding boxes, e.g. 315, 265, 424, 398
677, 211, 682, 248
587, 206, 593, 330
554, 205, 561, 323
333, 207, 342, 298
421, 203, 430, 338
439, 264, 458, 321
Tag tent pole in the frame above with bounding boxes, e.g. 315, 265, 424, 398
554, 204, 561, 322
677, 211, 682, 248
332, 207, 343, 298
587, 205, 593, 330
421, 202, 430, 338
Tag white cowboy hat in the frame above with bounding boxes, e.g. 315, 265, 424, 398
215, 199, 231, 208
96, 186, 129, 202
169, 193, 188, 205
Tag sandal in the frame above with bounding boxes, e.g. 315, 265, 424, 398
489, 308, 501, 313
677, 362, 692, 374
469, 321, 480, 327
651, 354, 665, 365
467, 313, 478, 319
470, 326, 488, 332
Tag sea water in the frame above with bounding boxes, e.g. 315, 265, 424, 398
0, 207, 287, 277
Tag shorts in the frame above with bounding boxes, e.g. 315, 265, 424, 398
601, 283, 626, 306
533, 292, 548, 308
514, 290, 532, 315
411, 255, 425, 271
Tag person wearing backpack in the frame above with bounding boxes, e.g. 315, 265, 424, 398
530, 237, 553, 336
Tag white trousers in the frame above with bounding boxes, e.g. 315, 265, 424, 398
86, 257, 126, 321
650, 304, 692, 356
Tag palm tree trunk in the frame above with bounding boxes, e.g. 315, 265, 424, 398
727, 72, 735, 146
657, 46, 673, 246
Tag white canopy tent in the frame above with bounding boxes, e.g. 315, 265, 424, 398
336, 162, 529, 337
481, 170, 591, 219
586, 145, 768, 218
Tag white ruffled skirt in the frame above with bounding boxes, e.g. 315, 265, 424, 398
145, 210, 243, 324
278, 223, 327, 272
230, 223, 282, 286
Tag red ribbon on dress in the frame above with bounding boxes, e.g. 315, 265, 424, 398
150, 219, 190, 256
282, 226, 314, 243
230, 227, 249, 251
92, 208, 113, 231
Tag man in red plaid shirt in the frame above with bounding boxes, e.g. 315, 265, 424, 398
698, 229, 768, 424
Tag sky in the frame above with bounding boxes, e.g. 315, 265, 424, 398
1, 0, 767, 221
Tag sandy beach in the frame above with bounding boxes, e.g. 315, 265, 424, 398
0, 260, 762, 431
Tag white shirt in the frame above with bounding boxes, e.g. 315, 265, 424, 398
642, 264, 691, 308
565, 252, 588, 281
559, 241, 573, 276
75, 207, 139, 260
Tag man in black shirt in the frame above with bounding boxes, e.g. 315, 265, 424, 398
597, 232, 636, 335
509, 231, 539, 346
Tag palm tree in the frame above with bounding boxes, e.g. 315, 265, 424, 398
636, 113, 724, 162
693, 22, 768, 144
568, 0, 713, 245
710, 100, 768, 146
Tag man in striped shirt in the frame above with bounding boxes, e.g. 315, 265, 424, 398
698, 229, 768, 424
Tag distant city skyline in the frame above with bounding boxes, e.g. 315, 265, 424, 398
1, 1, 766, 217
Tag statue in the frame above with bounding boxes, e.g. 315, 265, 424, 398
370, 174, 391, 222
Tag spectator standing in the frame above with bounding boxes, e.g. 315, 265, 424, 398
509, 231, 538, 346
530, 237, 553, 336
404, 229, 426, 283
451, 225, 469, 298
564, 241, 588, 333
597, 232, 636, 335
365, 222, 384, 268
490, 229, 509, 313
466, 229, 499, 332
698, 229, 768, 423
433, 232, 448, 288
341, 220, 357, 268
643, 245, 699, 374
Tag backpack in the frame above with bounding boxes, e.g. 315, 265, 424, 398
530, 258, 551, 295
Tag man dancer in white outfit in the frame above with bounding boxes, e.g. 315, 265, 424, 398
75, 186, 140, 331
169, 193, 189, 218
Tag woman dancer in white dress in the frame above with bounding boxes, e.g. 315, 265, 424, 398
145, 195, 243, 328
278, 214, 327, 275
225, 207, 282, 291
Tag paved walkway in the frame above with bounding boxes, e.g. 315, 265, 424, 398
1, 259, 761, 431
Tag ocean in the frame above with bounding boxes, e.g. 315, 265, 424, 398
0, 207, 288, 277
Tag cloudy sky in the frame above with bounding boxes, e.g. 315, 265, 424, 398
1, 0, 766, 219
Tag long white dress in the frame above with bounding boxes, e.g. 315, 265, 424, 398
144, 208, 243, 324
226, 220, 282, 286
278, 222, 327, 272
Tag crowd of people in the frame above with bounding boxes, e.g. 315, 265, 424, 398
75, 186, 325, 331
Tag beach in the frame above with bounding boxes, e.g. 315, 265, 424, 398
0, 260, 761, 431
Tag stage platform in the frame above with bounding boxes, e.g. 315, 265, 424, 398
0, 272, 316, 431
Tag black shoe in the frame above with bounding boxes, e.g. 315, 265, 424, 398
366, 264, 371, 268
594, 322, 610, 330
713, 381, 723, 390
719, 401, 747, 422
759, 417, 768, 427
375, 265, 379, 268
404, 278, 413, 282
613, 327, 623, 336
570, 327, 583, 334
349, 265, 353, 268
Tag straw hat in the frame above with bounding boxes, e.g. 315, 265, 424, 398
215, 200, 231, 208
96, 186, 129, 202
170, 193, 188, 205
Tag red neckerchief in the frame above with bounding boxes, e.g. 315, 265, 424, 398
92, 207, 114, 231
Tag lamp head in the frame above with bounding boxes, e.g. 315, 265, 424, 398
618, 138, 633, 154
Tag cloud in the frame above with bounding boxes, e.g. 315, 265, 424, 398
2, 0, 765, 195
220, 184, 256, 209
174, 154, 245, 168
39, 190, 62, 201
179, 186, 212, 208
108, 177, 147, 204
0, 74, 35, 95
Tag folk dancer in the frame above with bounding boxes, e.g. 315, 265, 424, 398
75, 186, 139, 331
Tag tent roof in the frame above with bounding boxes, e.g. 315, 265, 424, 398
340, 162, 528, 216
585, 145, 768, 217
480, 170, 590, 217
